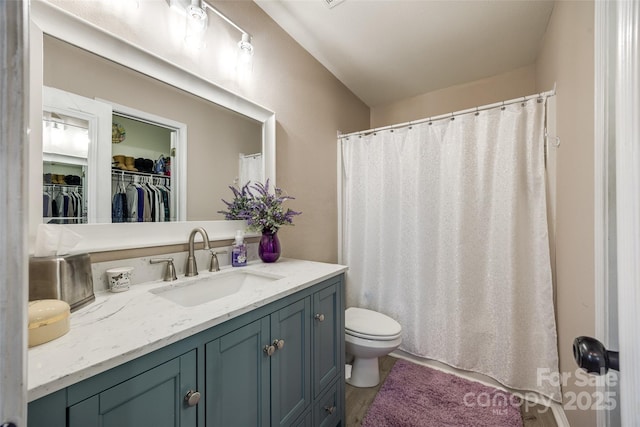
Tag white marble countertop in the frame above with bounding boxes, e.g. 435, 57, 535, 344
28, 258, 347, 402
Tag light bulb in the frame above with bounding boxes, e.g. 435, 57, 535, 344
185, 3, 208, 49
237, 33, 254, 63
187, 4, 208, 31
186, 3, 207, 27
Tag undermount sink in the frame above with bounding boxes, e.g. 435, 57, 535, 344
150, 270, 282, 307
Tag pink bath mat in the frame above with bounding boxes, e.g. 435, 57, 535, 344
362, 359, 523, 427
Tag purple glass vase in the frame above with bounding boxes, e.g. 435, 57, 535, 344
258, 230, 281, 263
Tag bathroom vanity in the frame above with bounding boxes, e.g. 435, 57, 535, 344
27, 259, 346, 427
27, 5, 342, 426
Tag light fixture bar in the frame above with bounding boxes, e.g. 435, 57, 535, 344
201, 1, 252, 38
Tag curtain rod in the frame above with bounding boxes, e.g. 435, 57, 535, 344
338, 88, 556, 140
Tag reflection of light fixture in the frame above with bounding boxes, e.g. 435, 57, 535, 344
44, 112, 65, 130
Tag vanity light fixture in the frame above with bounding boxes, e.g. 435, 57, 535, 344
237, 33, 254, 63
186, 0, 208, 28
169, 0, 254, 56
184, 0, 208, 48
201, 1, 254, 58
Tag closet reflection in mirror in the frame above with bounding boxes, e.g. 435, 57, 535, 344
42, 112, 89, 224
111, 114, 174, 223
43, 35, 263, 225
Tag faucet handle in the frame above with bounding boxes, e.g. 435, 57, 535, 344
150, 258, 178, 281
209, 250, 228, 272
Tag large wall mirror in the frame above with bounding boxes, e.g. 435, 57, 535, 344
29, 1, 276, 252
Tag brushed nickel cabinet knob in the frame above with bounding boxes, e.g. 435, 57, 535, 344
184, 390, 201, 407
264, 344, 276, 356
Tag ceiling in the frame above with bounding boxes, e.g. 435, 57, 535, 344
254, 0, 555, 107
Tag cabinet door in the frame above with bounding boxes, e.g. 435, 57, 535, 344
68, 350, 198, 427
28, 389, 66, 427
312, 283, 342, 397
205, 317, 271, 427
270, 298, 311, 427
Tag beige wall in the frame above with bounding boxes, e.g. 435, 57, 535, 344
536, 2, 596, 426
44, 0, 370, 262
371, 65, 537, 128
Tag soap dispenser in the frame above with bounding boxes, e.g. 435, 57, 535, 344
231, 230, 247, 267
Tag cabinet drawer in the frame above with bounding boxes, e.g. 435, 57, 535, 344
313, 378, 341, 427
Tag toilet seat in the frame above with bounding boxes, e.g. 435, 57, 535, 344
345, 307, 402, 341
346, 329, 402, 341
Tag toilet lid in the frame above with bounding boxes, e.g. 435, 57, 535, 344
345, 307, 402, 338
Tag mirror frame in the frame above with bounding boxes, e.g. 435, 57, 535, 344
29, 1, 276, 253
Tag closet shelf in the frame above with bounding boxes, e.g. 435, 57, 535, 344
111, 168, 170, 179
43, 183, 83, 188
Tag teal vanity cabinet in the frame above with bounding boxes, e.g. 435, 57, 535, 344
311, 281, 344, 427
27, 341, 201, 427
27, 273, 344, 427
205, 298, 311, 427
205, 277, 345, 427
68, 350, 198, 427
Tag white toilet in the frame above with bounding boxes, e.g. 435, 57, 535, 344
345, 307, 402, 388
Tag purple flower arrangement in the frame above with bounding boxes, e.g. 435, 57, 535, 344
219, 180, 301, 234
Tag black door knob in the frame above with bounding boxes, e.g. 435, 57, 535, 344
573, 336, 619, 374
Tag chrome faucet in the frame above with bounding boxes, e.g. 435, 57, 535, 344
185, 227, 211, 277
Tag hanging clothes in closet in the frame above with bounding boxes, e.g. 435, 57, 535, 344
43, 185, 84, 224
125, 179, 144, 222
112, 171, 171, 222
144, 179, 171, 222
43, 191, 53, 218
112, 174, 129, 223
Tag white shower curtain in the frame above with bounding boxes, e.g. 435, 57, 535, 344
341, 100, 561, 401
